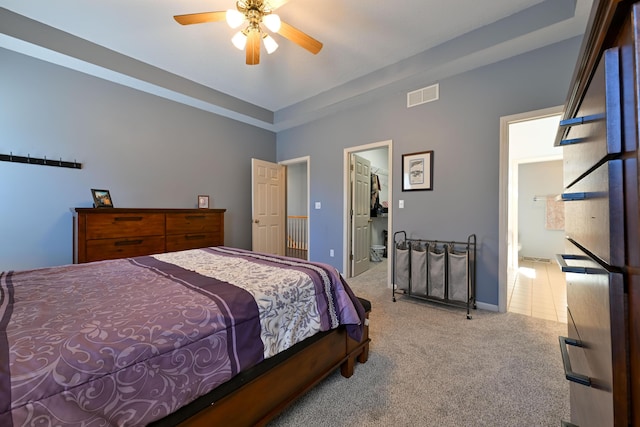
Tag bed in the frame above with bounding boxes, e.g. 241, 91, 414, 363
0, 246, 370, 426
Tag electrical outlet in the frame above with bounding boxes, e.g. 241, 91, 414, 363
329, 249, 334, 257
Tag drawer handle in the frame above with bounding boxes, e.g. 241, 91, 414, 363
114, 216, 143, 221
185, 234, 206, 240
560, 192, 586, 201
185, 215, 206, 220
114, 239, 143, 246
555, 254, 606, 274
559, 336, 592, 387
559, 113, 604, 128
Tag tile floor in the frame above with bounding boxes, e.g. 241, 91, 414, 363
507, 259, 567, 323
378, 255, 567, 322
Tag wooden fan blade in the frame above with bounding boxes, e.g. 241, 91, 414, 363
277, 21, 323, 54
246, 29, 261, 65
174, 11, 226, 25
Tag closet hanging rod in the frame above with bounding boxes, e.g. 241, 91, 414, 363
0, 153, 82, 169
533, 194, 558, 201
371, 167, 388, 176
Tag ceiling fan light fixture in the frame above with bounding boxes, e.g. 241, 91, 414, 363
231, 31, 247, 50
263, 14, 281, 32
173, 1, 323, 65
263, 34, 278, 54
226, 9, 245, 28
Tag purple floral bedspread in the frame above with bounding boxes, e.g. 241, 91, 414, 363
0, 247, 364, 426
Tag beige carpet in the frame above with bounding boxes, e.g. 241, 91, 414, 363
269, 260, 570, 426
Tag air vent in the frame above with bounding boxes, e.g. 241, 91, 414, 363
407, 83, 439, 108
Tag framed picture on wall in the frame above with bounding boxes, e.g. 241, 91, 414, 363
198, 195, 210, 209
91, 189, 114, 208
402, 151, 433, 191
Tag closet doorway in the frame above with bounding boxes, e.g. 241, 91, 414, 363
499, 106, 567, 322
343, 140, 393, 286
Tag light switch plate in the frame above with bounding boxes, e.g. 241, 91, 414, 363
315, 202, 321, 209
399, 200, 404, 208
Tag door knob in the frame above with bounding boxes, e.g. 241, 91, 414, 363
254, 219, 260, 224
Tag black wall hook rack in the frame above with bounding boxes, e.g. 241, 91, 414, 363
0, 153, 82, 169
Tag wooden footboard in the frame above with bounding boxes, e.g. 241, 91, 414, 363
179, 310, 371, 427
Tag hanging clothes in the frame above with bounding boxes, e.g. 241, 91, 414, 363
371, 173, 381, 216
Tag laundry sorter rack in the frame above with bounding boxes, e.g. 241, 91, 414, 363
392, 231, 477, 319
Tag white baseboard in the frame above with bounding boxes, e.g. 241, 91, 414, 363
475, 301, 499, 312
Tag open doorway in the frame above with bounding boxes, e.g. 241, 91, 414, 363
343, 140, 393, 286
499, 106, 567, 322
280, 156, 310, 260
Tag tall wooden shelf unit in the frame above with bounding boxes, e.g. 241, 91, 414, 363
554, 0, 640, 425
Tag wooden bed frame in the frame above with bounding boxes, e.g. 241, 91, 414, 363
172, 307, 370, 427
71, 210, 369, 426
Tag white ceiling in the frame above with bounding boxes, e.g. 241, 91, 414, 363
0, 0, 593, 130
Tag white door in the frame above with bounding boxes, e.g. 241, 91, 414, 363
252, 158, 285, 255
351, 154, 371, 276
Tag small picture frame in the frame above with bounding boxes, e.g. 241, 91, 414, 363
91, 189, 114, 208
198, 195, 210, 209
402, 150, 434, 191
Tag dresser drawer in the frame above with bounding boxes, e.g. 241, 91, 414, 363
166, 212, 222, 235
74, 208, 225, 263
558, 242, 626, 426
567, 338, 614, 426
561, 48, 621, 187
563, 159, 624, 267
85, 213, 165, 240
564, 252, 610, 427
85, 235, 165, 262
565, 306, 605, 427
166, 232, 222, 253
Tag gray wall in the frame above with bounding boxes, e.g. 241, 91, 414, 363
518, 160, 565, 260
277, 36, 582, 307
286, 162, 307, 216
1, 35, 582, 306
0, 48, 276, 271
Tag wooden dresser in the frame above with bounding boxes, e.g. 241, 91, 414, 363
74, 208, 225, 263
555, 0, 639, 425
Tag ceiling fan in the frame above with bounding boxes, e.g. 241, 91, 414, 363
174, 0, 323, 65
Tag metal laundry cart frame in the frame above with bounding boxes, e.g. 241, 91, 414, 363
392, 231, 477, 319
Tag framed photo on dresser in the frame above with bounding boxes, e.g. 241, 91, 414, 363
91, 189, 113, 208
198, 195, 210, 209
